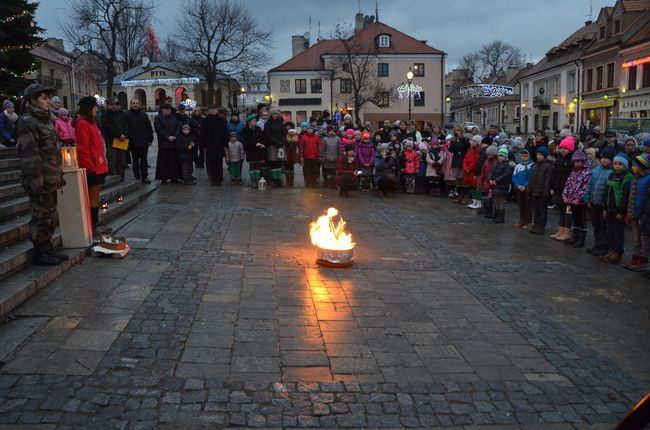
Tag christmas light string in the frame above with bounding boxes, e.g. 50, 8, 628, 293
0, 10, 31, 25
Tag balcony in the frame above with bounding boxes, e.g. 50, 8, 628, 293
38, 76, 64, 90
533, 95, 550, 110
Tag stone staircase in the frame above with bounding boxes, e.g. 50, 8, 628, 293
0, 147, 158, 319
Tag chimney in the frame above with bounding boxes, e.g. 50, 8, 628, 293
46, 38, 65, 51
585, 20, 592, 26
355, 12, 364, 32
292, 35, 309, 57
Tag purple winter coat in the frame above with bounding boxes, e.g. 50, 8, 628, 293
562, 165, 592, 204
356, 142, 376, 168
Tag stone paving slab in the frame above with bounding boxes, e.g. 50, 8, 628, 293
0, 170, 648, 428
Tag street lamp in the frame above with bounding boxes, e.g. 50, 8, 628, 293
264, 94, 272, 105
406, 67, 414, 121
240, 86, 246, 112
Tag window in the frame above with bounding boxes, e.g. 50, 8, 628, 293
414, 91, 425, 107
413, 63, 425, 77
281, 111, 292, 122
295, 79, 306, 94
568, 72, 575, 92
296, 111, 307, 125
614, 19, 620, 33
377, 92, 390, 107
586, 69, 593, 92
311, 111, 322, 119
600, 26, 605, 39
378, 34, 390, 48
377, 63, 389, 77
340, 79, 352, 93
63, 96, 68, 109
542, 115, 549, 131
606, 63, 614, 88
515, 106, 521, 119
310, 79, 322, 93
534, 114, 539, 131
342, 63, 350, 72
643, 65, 650, 88
552, 112, 558, 131
629, 65, 637, 90
554, 77, 560, 94
596, 66, 603, 90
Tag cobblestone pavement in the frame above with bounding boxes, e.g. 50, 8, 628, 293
0, 168, 648, 429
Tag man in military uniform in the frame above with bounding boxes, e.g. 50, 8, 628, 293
16, 84, 68, 266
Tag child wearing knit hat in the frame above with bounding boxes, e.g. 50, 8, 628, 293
583, 146, 615, 255
549, 137, 575, 241
600, 153, 633, 264
621, 153, 650, 269
527, 146, 554, 234
633, 151, 650, 277
561, 151, 592, 248
488, 147, 513, 224
512, 149, 534, 229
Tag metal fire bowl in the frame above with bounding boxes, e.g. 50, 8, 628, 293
316, 247, 354, 268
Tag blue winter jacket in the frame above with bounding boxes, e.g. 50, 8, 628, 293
0, 112, 15, 144
584, 164, 613, 205
633, 174, 650, 220
512, 161, 533, 189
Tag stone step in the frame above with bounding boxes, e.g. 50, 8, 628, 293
0, 157, 20, 170
0, 180, 147, 249
0, 175, 129, 223
0, 169, 21, 185
0, 147, 18, 159
0, 183, 24, 203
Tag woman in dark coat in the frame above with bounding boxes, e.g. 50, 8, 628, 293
449, 125, 470, 203
243, 114, 266, 188
154, 104, 181, 183
262, 108, 285, 187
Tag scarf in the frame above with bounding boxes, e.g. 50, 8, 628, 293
429, 147, 441, 162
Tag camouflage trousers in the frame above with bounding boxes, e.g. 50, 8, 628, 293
29, 191, 58, 252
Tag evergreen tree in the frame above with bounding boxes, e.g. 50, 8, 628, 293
0, 0, 43, 101
143, 26, 160, 62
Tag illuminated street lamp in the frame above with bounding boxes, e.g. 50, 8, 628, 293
240, 86, 246, 111
552, 96, 559, 105
406, 67, 414, 121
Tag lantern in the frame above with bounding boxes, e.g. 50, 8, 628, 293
61, 147, 78, 171
101, 200, 108, 211
117, 195, 124, 203
258, 177, 267, 190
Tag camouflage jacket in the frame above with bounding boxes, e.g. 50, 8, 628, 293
16, 104, 65, 195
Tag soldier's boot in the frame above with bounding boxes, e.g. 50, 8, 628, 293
34, 249, 61, 266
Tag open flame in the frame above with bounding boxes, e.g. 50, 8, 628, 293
310, 208, 355, 251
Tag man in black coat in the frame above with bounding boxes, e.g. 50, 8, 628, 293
125, 99, 153, 183
201, 105, 228, 186
103, 98, 129, 179
154, 105, 181, 183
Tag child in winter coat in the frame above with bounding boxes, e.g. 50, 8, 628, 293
478, 145, 498, 216
299, 125, 323, 188
415, 144, 428, 194
583, 146, 615, 255
463, 135, 482, 208
561, 151, 592, 248
177, 124, 196, 185
356, 134, 375, 190
402, 140, 420, 194
527, 146, 553, 234
621, 154, 650, 269
321, 127, 340, 188
550, 137, 575, 241
283, 128, 300, 186
425, 137, 445, 197
442, 135, 455, 197
600, 153, 633, 264
489, 147, 513, 224
55, 108, 76, 146
633, 154, 650, 278
512, 149, 534, 229
225, 131, 245, 185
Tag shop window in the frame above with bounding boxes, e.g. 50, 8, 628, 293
281, 111, 292, 122
311, 111, 322, 119
296, 111, 307, 125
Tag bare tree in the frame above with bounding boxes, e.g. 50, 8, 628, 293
117, 1, 154, 69
64, 0, 138, 97
328, 24, 395, 126
177, 0, 272, 105
460, 40, 524, 82
160, 35, 180, 62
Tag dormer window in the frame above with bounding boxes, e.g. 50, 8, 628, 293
378, 34, 390, 48
600, 26, 605, 39
614, 19, 621, 33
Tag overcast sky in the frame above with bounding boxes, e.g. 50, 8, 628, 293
36, 0, 613, 71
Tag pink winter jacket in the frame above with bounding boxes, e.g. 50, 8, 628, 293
55, 118, 76, 144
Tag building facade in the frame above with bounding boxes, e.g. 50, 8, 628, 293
617, 10, 650, 120
29, 38, 74, 109
101, 60, 239, 111
268, 13, 446, 128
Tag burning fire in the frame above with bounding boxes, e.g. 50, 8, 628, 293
310, 208, 355, 251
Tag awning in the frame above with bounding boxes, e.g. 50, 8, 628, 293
581, 99, 615, 110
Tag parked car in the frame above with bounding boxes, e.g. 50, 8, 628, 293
463, 122, 480, 133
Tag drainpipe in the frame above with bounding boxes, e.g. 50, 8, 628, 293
441, 53, 446, 125
574, 60, 582, 132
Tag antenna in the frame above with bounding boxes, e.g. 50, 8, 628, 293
376, 0, 379, 22
589, 0, 593, 20
309, 14, 312, 37
357, 0, 361, 13
318, 21, 321, 40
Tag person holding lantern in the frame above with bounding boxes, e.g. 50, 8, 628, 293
16, 84, 68, 266
75, 96, 109, 235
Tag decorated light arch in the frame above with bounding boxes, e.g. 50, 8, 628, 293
460, 84, 514, 99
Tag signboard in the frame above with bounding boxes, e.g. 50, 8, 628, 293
278, 98, 322, 106
608, 117, 650, 135
619, 94, 650, 113
581, 99, 615, 110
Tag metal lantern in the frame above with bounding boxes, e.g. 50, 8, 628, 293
61, 147, 78, 171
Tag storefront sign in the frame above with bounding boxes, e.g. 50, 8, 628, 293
619, 94, 650, 113
278, 98, 322, 106
581, 99, 615, 110
622, 56, 650, 68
